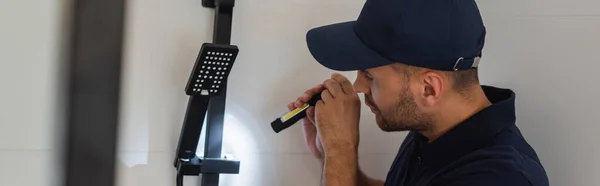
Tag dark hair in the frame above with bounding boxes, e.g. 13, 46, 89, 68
445, 69, 479, 96
392, 63, 479, 96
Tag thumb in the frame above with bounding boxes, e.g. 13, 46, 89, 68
314, 100, 325, 127
306, 107, 316, 124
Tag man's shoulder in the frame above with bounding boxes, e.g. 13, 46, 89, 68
436, 144, 549, 186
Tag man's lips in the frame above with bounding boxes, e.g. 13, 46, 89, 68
365, 101, 378, 113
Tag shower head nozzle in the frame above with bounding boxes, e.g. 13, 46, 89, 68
185, 43, 239, 96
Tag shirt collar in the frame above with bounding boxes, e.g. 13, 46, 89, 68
415, 85, 517, 169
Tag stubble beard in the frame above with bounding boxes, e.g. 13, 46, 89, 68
373, 88, 435, 132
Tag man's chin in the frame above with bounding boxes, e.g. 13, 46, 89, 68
374, 115, 392, 132
377, 124, 399, 132
375, 115, 411, 132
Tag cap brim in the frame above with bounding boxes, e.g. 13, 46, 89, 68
306, 21, 394, 71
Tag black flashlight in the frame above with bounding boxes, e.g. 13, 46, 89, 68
271, 92, 322, 133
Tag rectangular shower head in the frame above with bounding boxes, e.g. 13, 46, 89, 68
185, 43, 239, 96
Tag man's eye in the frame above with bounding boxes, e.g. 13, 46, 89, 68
359, 70, 373, 80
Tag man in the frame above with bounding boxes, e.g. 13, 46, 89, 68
287, 0, 549, 185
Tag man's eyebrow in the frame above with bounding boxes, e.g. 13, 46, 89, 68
361, 69, 372, 76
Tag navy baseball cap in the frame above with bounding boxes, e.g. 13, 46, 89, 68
306, 0, 486, 71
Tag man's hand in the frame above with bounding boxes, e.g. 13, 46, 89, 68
288, 84, 325, 160
315, 73, 362, 186
315, 73, 361, 154
290, 73, 382, 186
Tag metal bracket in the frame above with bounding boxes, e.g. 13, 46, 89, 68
202, 0, 215, 8
176, 156, 240, 176
203, 0, 234, 9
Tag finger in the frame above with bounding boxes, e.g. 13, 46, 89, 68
316, 135, 324, 157
321, 89, 334, 103
294, 99, 303, 108
323, 79, 343, 97
295, 94, 307, 107
310, 84, 326, 94
306, 107, 316, 124
301, 84, 325, 101
314, 100, 325, 127
288, 102, 295, 111
314, 100, 324, 116
331, 73, 354, 94
297, 84, 325, 107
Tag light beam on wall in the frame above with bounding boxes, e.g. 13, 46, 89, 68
196, 102, 261, 186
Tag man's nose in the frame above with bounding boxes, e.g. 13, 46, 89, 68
353, 80, 368, 94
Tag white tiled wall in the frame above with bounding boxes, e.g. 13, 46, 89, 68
115, 0, 408, 185
2, 0, 600, 185
116, 0, 600, 185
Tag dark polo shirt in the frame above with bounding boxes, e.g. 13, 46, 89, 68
384, 86, 549, 186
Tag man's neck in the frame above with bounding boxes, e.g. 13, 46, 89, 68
420, 86, 492, 142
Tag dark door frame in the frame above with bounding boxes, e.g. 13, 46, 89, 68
62, 0, 125, 186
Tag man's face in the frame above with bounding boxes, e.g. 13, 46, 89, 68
353, 65, 434, 132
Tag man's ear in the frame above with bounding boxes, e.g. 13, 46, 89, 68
419, 71, 445, 107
